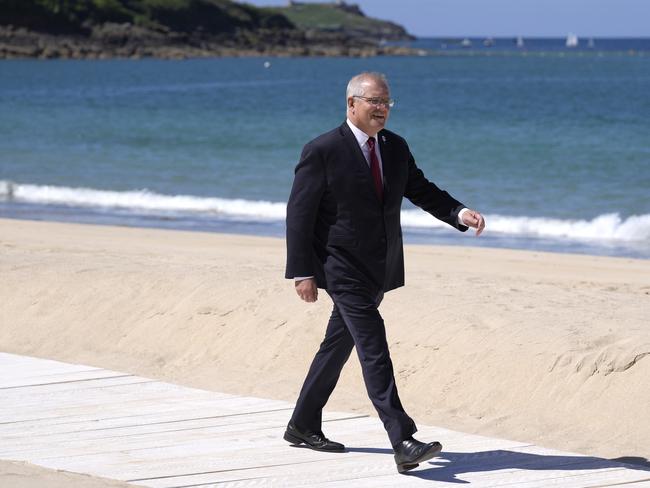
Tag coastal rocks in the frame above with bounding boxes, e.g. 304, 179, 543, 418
0, 23, 420, 60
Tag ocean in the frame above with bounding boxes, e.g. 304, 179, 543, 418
1, 38, 649, 258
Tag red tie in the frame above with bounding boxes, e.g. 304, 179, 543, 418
366, 137, 383, 201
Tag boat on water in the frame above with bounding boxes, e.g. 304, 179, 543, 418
483, 37, 495, 47
566, 33, 579, 48
461, 38, 472, 48
515, 36, 524, 48
588, 38, 595, 48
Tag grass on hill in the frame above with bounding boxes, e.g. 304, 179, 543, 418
263, 2, 409, 38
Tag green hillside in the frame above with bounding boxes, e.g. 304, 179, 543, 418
265, 2, 412, 40
0, 0, 294, 34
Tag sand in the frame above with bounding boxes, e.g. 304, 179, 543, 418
1, 218, 649, 486
0, 460, 133, 488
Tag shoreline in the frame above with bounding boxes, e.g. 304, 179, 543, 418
3, 213, 648, 263
1, 212, 648, 261
2, 218, 649, 473
2, 31, 649, 60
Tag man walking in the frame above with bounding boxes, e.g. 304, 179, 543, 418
284, 72, 485, 473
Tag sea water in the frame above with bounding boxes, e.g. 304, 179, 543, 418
1, 40, 649, 258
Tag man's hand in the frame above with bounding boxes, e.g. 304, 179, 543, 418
461, 209, 486, 236
295, 278, 318, 302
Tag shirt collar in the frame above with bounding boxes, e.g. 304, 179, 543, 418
346, 118, 373, 148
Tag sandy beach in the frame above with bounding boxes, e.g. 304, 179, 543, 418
1, 218, 649, 486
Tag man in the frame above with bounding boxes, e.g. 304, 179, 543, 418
284, 72, 485, 474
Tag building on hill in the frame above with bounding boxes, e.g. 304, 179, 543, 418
287, 0, 357, 9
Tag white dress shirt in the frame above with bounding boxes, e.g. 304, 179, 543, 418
346, 118, 384, 182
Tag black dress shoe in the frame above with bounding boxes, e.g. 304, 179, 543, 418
283, 421, 345, 452
393, 437, 442, 473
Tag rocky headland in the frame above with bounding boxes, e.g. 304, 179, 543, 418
0, 0, 418, 59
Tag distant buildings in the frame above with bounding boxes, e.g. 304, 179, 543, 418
288, 1, 348, 6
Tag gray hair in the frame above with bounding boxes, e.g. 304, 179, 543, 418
346, 72, 389, 100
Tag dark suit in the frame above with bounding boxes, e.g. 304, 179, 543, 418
285, 121, 467, 446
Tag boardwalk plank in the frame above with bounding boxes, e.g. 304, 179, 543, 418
0, 369, 131, 389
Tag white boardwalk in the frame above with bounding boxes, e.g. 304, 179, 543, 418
0, 353, 648, 487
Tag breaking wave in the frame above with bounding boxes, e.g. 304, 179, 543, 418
2, 180, 648, 243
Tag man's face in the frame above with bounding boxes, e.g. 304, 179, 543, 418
347, 79, 391, 136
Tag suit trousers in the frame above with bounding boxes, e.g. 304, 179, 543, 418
290, 287, 417, 446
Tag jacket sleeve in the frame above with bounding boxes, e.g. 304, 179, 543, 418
404, 150, 468, 232
285, 143, 326, 279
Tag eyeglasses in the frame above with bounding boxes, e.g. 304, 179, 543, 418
353, 95, 395, 108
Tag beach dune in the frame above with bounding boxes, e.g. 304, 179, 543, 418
1, 218, 649, 471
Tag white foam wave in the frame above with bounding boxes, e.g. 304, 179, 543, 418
2, 181, 648, 243
0, 180, 285, 221
401, 209, 650, 242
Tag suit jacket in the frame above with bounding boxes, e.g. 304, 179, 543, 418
285, 121, 468, 293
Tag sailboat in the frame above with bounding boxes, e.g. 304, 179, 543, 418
566, 33, 578, 48
588, 38, 595, 48
515, 36, 524, 48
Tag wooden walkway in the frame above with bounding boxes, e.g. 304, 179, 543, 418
0, 352, 648, 487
